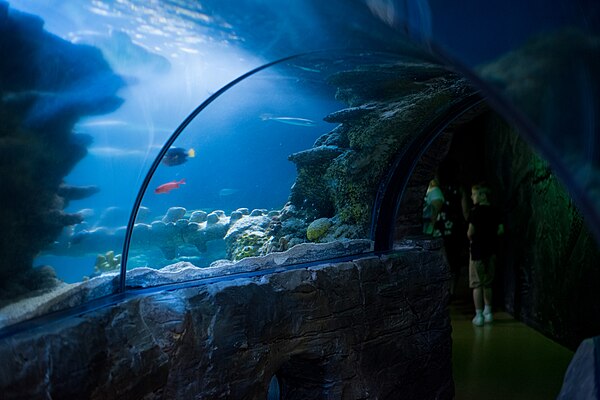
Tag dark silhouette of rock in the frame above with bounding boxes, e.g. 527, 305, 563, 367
0, 3, 124, 300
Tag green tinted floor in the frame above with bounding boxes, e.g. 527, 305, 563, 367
451, 300, 574, 400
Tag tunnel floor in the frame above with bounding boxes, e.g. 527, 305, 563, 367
450, 299, 574, 399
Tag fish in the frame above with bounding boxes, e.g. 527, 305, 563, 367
154, 179, 186, 194
161, 147, 196, 166
292, 64, 321, 73
260, 114, 316, 127
89, 146, 148, 157
77, 119, 128, 128
218, 188, 239, 197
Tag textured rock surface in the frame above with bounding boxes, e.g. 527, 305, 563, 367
0, 244, 453, 400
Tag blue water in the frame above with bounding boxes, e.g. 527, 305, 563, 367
4, 1, 348, 282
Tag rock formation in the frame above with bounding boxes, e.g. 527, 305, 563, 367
0, 3, 124, 304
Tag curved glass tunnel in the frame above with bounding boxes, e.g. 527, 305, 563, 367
0, 2, 598, 397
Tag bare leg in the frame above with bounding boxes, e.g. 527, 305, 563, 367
472, 287, 484, 326
473, 287, 483, 310
483, 287, 492, 307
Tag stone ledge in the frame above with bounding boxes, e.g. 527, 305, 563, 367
0, 243, 452, 399
0, 245, 453, 400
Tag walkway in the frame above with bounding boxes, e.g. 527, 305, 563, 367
451, 299, 574, 400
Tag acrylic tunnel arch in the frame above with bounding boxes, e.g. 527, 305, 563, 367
120, 49, 460, 290
117, 53, 301, 291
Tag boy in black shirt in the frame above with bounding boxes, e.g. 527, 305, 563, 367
468, 183, 504, 326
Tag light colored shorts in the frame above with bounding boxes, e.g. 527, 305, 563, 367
469, 256, 496, 288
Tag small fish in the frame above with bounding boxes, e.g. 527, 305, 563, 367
162, 147, 196, 166
218, 188, 239, 197
292, 64, 321, 73
154, 179, 186, 194
77, 119, 128, 128
260, 114, 316, 127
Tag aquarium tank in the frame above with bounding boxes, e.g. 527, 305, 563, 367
0, 0, 599, 333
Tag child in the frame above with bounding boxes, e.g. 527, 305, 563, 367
467, 183, 504, 326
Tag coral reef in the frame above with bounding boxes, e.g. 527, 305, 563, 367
93, 250, 121, 274
229, 231, 268, 260
50, 202, 361, 267
0, 3, 124, 300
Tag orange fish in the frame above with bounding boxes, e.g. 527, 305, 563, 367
154, 179, 185, 194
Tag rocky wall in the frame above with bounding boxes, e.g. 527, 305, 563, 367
0, 243, 452, 400
482, 114, 600, 350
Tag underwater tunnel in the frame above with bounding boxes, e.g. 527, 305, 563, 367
0, 0, 599, 398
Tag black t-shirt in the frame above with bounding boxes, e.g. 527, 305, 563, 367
468, 204, 501, 260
